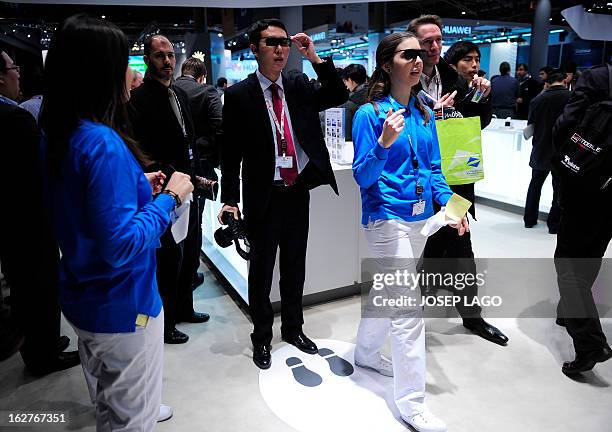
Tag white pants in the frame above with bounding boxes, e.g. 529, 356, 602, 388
355, 219, 427, 418
71, 310, 164, 432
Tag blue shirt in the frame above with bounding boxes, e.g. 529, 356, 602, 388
47, 121, 175, 333
19, 95, 42, 123
352, 95, 453, 225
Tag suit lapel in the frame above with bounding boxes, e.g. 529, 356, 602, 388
246, 73, 276, 157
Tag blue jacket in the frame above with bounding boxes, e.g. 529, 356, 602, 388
47, 121, 175, 333
352, 95, 453, 225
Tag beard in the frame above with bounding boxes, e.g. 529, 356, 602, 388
151, 64, 173, 81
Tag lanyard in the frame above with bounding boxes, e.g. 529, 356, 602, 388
389, 96, 422, 198
168, 88, 187, 138
265, 96, 288, 156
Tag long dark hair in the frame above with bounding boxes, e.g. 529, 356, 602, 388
366, 31, 430, 125
40, 14, 148, 176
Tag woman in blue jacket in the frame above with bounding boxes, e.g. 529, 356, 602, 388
352, 32, 467, 432
40, 15, 193, 431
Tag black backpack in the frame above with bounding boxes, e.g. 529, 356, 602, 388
556, 64, 612, 190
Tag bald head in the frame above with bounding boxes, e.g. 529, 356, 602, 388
144, 34, 175, 86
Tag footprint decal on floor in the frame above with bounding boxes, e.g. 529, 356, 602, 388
318, 348, 354, 377
286, 357, 323, 387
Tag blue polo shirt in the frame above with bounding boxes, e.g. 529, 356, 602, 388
352, 95, 453, 225
47, 121, 175, 333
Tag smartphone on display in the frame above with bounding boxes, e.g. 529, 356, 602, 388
416, 90, 437, 109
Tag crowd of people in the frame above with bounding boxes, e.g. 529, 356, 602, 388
0, 11, 610, 432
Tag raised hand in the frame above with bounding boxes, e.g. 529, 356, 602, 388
378, 108, 406, 148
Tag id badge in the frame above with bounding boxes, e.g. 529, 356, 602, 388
412, 199, 426, 216
276, 156, 293, 169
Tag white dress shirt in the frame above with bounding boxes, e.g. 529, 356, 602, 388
256, 69, 309, 181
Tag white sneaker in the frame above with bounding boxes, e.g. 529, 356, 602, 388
402, 411, 447, 432
355, 355, 393, 377
157, 404, 173, 423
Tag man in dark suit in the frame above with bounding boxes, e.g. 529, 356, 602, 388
174, 57, 222, 291
219, 18, 347, 369
129, 36, 209, 344
523, 69, 570, 233
408, 15, 509, 346
515, 63, 543, 120
553, 62, 612, 375
0, 49, 79, 374
340, 63, 368, 141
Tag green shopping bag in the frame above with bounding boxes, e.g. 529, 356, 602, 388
435, 116, 484, 185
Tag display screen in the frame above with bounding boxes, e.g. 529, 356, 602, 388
129, 55, 147, 75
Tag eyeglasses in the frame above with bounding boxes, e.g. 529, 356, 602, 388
263, 37, 292, 47
394, 49, 426, 62
2, 65, 20, 73
418, 37, 442, 48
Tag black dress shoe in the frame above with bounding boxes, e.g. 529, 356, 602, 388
282, 332, 318, 354
524, 222, 537, 228
562, 346, 612, 375
463, 318, 509, 346
253, 344, 272, 370
192, 272, 205, 290
29, 351, 81, 376
58, 335, 70, 353
164, 328, 189, 344
178, 311, 210, 324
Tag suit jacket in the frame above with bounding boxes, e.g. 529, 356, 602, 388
173, 76, 223, 176
342, 83, 368, 141
516, 75, 543, 120
527, 85, 570, 171
220, 59, 348, 223
415, 59, 492, 218
0, 102, 60, 319
129, 77, 199, 179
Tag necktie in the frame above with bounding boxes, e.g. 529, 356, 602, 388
269, 83, 298, 185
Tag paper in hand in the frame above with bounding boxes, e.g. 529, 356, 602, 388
445, 193, 472, 222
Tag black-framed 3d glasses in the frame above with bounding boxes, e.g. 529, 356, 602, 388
394, 49, 427, 61
263, 37, 292, 47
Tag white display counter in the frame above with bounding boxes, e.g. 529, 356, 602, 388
476, 118, 554, 214
201, 164, 368, 306
202, 120, 553, 306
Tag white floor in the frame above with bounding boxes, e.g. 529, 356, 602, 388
1, 205, 611, 432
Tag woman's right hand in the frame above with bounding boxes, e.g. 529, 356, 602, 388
166, 171, 194, 202
378, 108, 406, 148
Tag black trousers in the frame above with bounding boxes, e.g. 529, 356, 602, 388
1, 237, 61, 373
156, 198, 200, 331
248, 185, 310, 346
421, 223, 482, 319
524, 169, 561, 230
554, 186, 611, 352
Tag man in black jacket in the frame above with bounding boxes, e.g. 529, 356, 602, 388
219, 19, 347, 369
129, 35, 209, 344
0, 50, 79, 374
524, 69, 570, 233
174, 57, 222, 291
515, 63, 543, 120
408, 15, 509, 346
340, 63, 368, 141
553, 62, 612, 375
